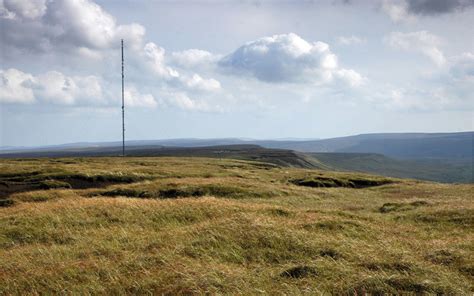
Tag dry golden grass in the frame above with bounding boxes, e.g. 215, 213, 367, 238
0, 157, 473, 294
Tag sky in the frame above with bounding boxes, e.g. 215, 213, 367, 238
1, 0, 473, 147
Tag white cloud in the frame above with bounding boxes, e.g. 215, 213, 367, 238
124, 86, 158, 108
47, 0, 145, 50
182, 74, 221, 92
0, 68, 135, 107
1, 0, 145, 56
0, 69, 108, 105
171, 49, 218, 68
142, 43, 222, 95
167, 92, 219, 112
219, 33, 363, 87
386, 31, 446, 66
0, 68, 35, 104
35, 71, 79, 105
143, 42, 180, 79
335, 69, 365, 87
0, 67, 224, 111
2, 0, 47, 20
337, 35, 366, 46
33, 72, 105, 106
116, 23, 146, 51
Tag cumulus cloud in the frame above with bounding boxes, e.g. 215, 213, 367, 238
0, 68, 36, 104
171, 49, 219, 68
0, 1, 366, 113
219, 33, 363, 86
2, 0, 47, 19
142, 43, 222, 94
335, 69, 365, 87
0, 68, 107, 105
337, 35, 366, 46
143, 42, 180, 79
182, 74, 221, 92
1, 0, 145, 56
124, 86, 158, 108
0, 68, 160, 108
34, 71, 107, 105
386, 31, 446, 66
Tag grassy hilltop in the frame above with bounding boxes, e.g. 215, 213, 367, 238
0, 157, 473, 294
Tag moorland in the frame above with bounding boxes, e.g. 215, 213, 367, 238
1, 156, 473, 294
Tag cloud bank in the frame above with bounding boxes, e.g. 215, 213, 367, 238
1, 0, 472, 115
0, 68, 157, 107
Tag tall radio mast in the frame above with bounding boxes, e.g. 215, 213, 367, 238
121, 39, 125, 156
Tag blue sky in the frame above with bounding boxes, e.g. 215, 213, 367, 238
1, 0, 473, 146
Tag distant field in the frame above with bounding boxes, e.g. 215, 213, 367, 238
1, 157, 473, 294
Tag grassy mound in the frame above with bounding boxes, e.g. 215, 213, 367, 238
97, 183, 278, 199
290, 175, 393, 188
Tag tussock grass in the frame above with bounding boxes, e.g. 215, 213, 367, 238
0, 198, 14, 207
0, 157, 473, 294
379, 200, 430, 213
280, 265, 318, 278
289, 175, 393, 188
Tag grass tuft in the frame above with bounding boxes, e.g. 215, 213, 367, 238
290, 175, 392, 188
280, 265, 318, 278
379, 200, 430, 213
0, 198, 14, 207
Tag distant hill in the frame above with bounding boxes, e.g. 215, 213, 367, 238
1, 132, 472, 183
309, 153, 473, 183
4, 132, 471, 159
0, 144, 327, 170
258, 132, 474, 159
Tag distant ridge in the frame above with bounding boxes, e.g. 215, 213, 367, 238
3, 132, 471, 159
1, 132, 471, 183
0, 144, 327, 170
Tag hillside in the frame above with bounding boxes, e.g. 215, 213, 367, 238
258, 132, 474, 159
0, 157, 473, 294
309, 153, 473, 183
4, 132, 472, 159
0, 145, 326, 169
2, 131, 472, 184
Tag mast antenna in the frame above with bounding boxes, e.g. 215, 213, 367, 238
121, 39, 125, 156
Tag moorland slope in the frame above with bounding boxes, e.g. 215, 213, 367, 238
1, 157, 473, 294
